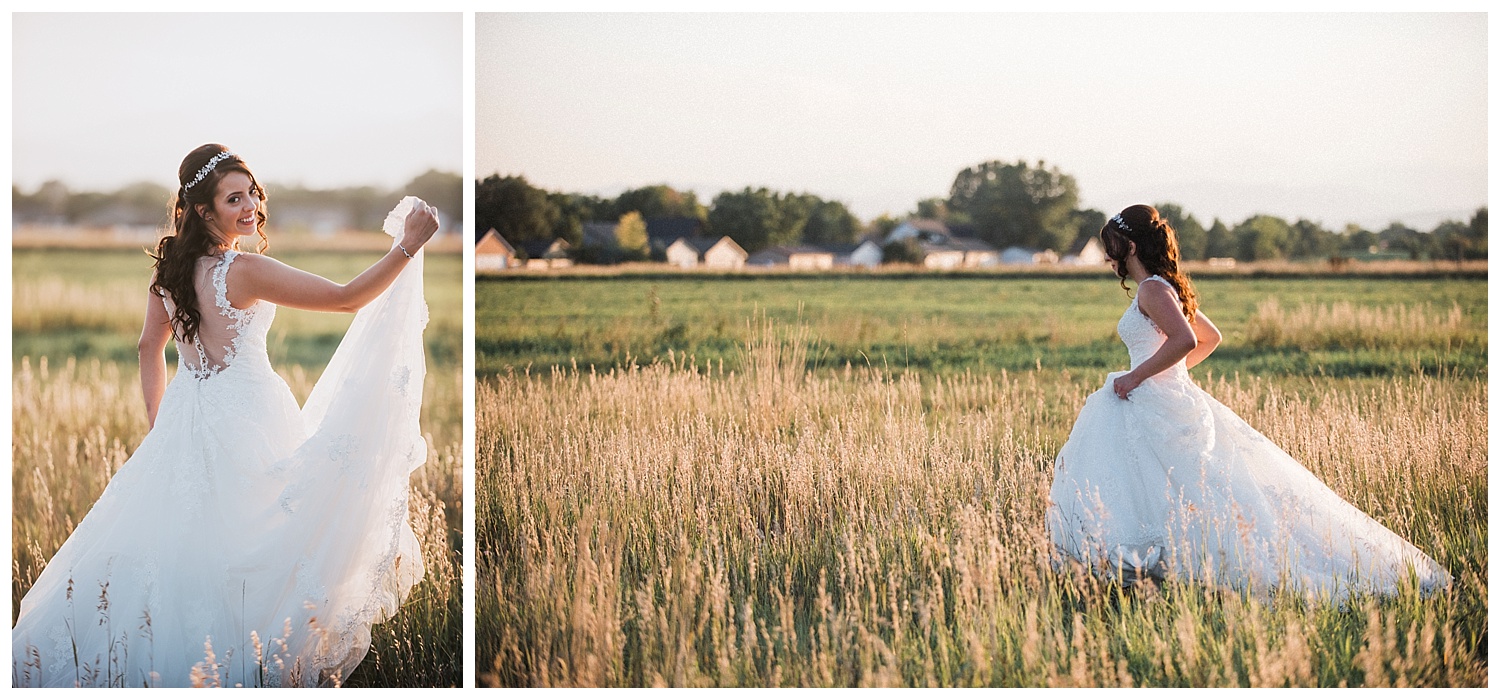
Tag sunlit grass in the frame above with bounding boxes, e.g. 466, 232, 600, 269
10, 244, 462, 687
476, 321, 1486, 687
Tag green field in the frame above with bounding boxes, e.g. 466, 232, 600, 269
11, 246, 463, 688
477, 271, 1487, 687
13, 247, 463, 371
477, 273, 1485, 378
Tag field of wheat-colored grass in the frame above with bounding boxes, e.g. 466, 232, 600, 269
477, 308, 1487, 687
10, 244, 463, 687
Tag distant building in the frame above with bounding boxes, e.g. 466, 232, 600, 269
521, 238, 574, 268
581, 221, 619, 249
885, 219, 998, 268
920, 244, 966, 270
476, 229, 517, 272
1061, 235, 1107, 266
645, 217, 706, 255
746, 245, 834, 269
665, 236, 748, 269
1000, 246, 1059, 265
948, 237, 1000, 268
826, 238, 884, 268
886, 218, 952, 243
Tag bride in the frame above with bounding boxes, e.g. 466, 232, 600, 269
12, 144, 440, 687
1046, 204, 1450, 600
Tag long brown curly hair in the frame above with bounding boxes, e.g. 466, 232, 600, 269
1099, 203, 1199, 320
149, 144, 268, 343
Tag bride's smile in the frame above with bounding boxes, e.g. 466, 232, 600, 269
198, 171, 262, 241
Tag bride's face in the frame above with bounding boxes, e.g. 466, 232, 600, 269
200, 171, 261, 241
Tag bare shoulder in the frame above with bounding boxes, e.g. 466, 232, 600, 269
1136, 277, 1185, 324
1136, 277, 1179, 305
226, 251, 294, 280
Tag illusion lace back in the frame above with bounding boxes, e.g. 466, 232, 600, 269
161, 252, 275, 379
1045, 276, 1450, 600
12, 199, 430, 688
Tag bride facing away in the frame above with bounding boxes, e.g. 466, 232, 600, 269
12, 144, 440, 687
1045, 204, 1450, 601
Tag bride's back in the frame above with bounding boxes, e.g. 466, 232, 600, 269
160, 252, 264, 378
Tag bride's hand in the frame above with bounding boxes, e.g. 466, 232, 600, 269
401, 200, 440, 252
1113, 371, 1143, 400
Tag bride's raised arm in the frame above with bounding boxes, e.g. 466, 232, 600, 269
231, 202, 439, 313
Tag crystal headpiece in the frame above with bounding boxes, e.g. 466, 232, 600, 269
183, 150, 235, 191
1110, 213, 1132, 232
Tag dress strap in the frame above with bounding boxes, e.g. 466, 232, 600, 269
210, 251, 252, 324
1141, 274, 1178, 297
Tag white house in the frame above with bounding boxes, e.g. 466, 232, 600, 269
921, 246, 966, 270
747, 245, 835, 270
665, 238, 702, 268
1061, 236, 1107, 266
1001, 246, 1059, 265
830, 239, 883, 268
666, 236, 748, 269
476, 229, 517, 272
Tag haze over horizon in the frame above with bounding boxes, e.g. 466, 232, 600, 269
13, 13, 462, 194
478, 13, 1486, 232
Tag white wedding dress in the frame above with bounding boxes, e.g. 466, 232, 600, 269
1046, 276, 1450, 600
12, 198, 431, 687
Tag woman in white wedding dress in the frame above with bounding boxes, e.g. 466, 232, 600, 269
1046, 204, 1450, 601
12, 144, 440, 687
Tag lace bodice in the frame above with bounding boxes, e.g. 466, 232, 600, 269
1117, 275, 1183, 371
160, 251, 276, 379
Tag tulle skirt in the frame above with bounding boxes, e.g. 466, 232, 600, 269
1046, 367, 1450, 600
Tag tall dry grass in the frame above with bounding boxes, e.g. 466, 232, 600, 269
476, 323, 1486, 687
10, 356, 463, 687
1244, 299, 1475, 352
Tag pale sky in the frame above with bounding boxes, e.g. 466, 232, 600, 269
478, 12, 1487, 231
13, 13, 462, 192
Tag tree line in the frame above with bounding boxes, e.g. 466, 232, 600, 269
12, 170, 464, 233
474, 177, 862, 257
478, 160, 1487, 264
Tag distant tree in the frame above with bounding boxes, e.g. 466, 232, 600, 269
615, 211, 649, 259
543, 191, 582, 247
1288, 219, 1337, 259
108, 181, 173, 226
615, 185, 707, 222
869, 213, 902, 241
913, 197, 949, 221
708, 187, 780, 252
802, 199, 860, 246
773, 193, 817, 248
474, 174, 559, 245
1065, 208, 1106, 252
882, 238, 924, 265
1432, 219, 1471, 263
1341, 223, 1379, 253
1379, 222, 1429, 260
1204, 218, 1234, 259
402, 169, 463, 224
947, 159, 1079, 251
1466, 206, 1487, 258
1153, 203, 1206, 261
1233, 215, 1292, 261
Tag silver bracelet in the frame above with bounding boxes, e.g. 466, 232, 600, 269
398, 243, 414, 259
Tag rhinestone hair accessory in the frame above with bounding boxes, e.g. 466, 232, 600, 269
183, 150, 235, 191
1110, 213, 1132, 232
